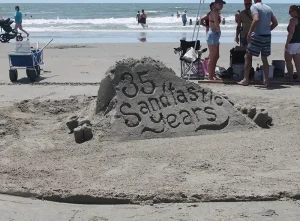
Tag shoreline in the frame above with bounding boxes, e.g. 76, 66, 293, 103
12, 31, 288, 44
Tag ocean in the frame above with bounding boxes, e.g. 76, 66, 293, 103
0, 3, 292, 43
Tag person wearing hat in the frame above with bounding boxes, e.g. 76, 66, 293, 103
238, 0, 278, 86
182, 10, 187, 26
206, 0, 225, 80
235, 0, 253, 48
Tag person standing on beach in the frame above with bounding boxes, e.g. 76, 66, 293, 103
182, 10, 187, 26
238, 0, 278, 86
140, 9, 148, 28
206, 0, 225, 80
235, 10, 241, 23
285, 5, 300, 80
235, 0, 253, 49
136, 11, 141, 24
14, 6, 29, 37
201, 3, 215, 33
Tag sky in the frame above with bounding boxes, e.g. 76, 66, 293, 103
0, 0, 298, 3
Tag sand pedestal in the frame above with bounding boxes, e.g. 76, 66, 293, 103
96, 58, 256, 140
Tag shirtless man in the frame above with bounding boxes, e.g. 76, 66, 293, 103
235, 0, 253, 49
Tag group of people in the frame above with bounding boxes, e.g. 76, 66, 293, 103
200, 0, 300, 86
136, 10, 148, 28
171, 10, 189, 26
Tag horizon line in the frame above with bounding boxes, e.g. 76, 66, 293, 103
0, 2, 297, 3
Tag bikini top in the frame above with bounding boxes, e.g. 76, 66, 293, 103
209, 15, 221, 23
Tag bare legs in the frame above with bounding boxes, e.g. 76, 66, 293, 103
261, 55, 269, 85
293, 54, 300, 76
207, 44, 220, 80
238, 52, 252, 86
285, 51, 294, 80
285, 52, 300, 80
14, 23, 29, 37
239, 53, 269, 86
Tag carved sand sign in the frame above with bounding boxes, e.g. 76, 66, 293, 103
96, 58, 255, 140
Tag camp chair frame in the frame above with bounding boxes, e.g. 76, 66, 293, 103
174, 40, 206, 80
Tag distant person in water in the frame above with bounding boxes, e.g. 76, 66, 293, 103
136, 11, 141, 24
140, 9, 148, 28
182, 10, 187, 26
222, 17, 225, 25
177, 11, 180, 18
14, 6, 29, 37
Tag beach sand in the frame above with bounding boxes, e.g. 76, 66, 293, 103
0, 42, 288, 84
0, 42, 300, 220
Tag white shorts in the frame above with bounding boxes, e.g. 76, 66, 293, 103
287, 43, 300, 55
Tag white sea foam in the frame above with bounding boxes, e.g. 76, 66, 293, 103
21, 16, 288, 33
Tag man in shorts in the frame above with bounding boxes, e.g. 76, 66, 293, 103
14, 6, 29, 37
235, 0, 253, 49
182, 10, 187, 26
238, 0, 278, 86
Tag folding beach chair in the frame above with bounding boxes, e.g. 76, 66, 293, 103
174, 40, 207, 80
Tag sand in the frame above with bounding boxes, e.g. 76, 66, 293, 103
0, 42, 300, 219
0, 194, 299, 221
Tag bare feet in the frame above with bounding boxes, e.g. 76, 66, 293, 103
263, 80, 269, 87
237, 80, 249, 86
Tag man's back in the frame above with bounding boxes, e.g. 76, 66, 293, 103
182, 12, 187, 21
251, 3, 273, 35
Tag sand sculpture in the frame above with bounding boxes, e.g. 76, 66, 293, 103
67, 116, 93, 143
94, 58, 258, 140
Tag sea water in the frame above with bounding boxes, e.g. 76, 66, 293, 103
0, 3, 292, 43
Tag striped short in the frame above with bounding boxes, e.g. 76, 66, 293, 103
247, 34, 271, 57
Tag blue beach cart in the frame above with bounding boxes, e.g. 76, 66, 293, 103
8, 39, 53, 82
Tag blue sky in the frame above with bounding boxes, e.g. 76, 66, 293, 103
0, 0, 298, 3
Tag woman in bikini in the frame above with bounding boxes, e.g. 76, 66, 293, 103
200, 2, 214, 33
206, 0, 225, 80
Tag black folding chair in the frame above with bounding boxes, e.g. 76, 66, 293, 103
174, 40, 207, 80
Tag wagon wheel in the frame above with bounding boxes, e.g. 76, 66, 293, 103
0, 34, 9, 43
16, 35, 23, 42
26, 69, 37, 82
9, 69, 18, 82
35, 65, 41, 76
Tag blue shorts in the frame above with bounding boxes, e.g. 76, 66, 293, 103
247, 34, 271, 57
206, 30, 221, 45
